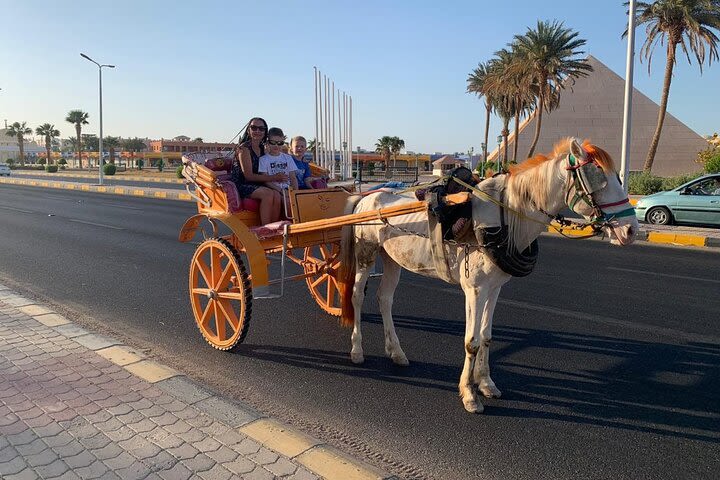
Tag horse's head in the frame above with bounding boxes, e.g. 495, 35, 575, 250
563, 139, 638, 246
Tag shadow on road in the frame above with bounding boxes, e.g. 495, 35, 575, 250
238, 313, 719, 443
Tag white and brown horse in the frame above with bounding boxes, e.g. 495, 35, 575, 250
339, 138, 638, 413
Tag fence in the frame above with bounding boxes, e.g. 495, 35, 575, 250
358, 166, 419, 184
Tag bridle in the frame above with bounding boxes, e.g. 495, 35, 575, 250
562, 152, 635, 230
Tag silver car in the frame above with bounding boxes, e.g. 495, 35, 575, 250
0, 164, 11, 176
635, 174, 720, 226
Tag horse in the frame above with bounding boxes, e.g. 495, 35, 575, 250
339, 138, 639, 413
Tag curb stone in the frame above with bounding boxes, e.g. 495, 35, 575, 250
0, 284, 395, 480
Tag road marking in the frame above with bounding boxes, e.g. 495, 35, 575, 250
607, 266, 720, 285
68, 219, 124, 230
0, 205, 34, 214
99, 203, 143, 211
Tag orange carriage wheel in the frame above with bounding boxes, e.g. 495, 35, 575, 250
189, 238, 252, 351
303, 243, 343, 317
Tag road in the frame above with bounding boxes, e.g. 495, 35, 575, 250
11, 172, 184, 190
1, 184, 718, 480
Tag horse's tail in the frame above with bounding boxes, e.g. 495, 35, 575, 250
338, 194, 363, 327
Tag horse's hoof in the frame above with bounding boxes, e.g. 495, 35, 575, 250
462, 396, 484, 414
479, 383, 502, 399
391, 353, 410, 366
350, 352, 365, 364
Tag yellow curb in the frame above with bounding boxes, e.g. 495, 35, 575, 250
81, 184, 90, 191
114, 188, 125, 194
240, 419, 322, 458
547, 225, 595, 236
296, 445, 388, 480
132, 190, 146, 196
153, 192, 167, 198
97, 186, 107, 192
96, 345, 145, 366
124, 360, 179, 383
34, 313, 71, 327
19, 304, 55, 316
646, 231, 706, 247
179, 193, 192, 200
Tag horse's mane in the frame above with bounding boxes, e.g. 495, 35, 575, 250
508, 138, 616, 177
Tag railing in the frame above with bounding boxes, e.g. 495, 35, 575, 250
358, 166, 419, 184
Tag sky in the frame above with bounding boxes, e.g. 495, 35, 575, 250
1, 0, 719, 155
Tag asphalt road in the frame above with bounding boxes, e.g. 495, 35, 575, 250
1, 184, 718, 480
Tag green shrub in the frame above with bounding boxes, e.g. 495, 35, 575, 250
58, 158, 67, 165
157, 159, 165, 172
704, 153, 720, 174
137, 159, 144, 170
627, 171, 663, 195
661, 172, 701, 191
39, 158, 47, 165
45, 165, 58, 173
60, 165, 66, 170
103, 163, 117, 175
176, 165, 184, 179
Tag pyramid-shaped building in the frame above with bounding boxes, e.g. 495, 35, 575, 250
489, 55, 708, 176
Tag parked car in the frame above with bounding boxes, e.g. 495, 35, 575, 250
0, 164, 11, 176
635, 174, 720, 226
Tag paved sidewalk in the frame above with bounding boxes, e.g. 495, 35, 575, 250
0, 286, 392, 480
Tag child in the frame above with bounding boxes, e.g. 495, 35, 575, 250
258, 127, 299, 192
289, 136, 325, 189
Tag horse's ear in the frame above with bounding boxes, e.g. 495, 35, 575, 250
570, 138, 585, 159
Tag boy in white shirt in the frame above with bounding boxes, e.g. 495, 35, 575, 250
258, 127, 299, 192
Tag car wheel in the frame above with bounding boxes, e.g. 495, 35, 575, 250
647, 206, 672, 225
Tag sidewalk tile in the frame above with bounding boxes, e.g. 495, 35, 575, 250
155, 376, 212, 405
96, 345, 144, 366
33, 313, 70, 327
124, 360, 179, 383
72, 334, 118, 350
18, 304, 54, 316
193, 396, 259, 428
223, 456, 256, 475
179, 452, 215, 473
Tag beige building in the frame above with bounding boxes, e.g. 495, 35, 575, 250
489, 55, 708, 176
0, 129, 44, 163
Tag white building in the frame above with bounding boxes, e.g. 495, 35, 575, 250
0, 128, 44, 163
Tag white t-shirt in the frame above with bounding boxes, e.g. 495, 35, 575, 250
258, 152, 299, 189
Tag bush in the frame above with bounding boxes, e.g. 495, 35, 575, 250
705, 153, 720, 174
627, 171, 663, 195
176, 165, 184, 179
103, 163, 117, 176
60, 165, 66, 170
39, 158, 47, 165
58, 158, 67, 165
45, 165, 58, 173
661, 172, 701, 191
137, 159, 144, 170
157, 159, 165, 172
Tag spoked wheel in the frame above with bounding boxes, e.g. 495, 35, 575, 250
189, 238, 252, 351
303, 243, 343, 317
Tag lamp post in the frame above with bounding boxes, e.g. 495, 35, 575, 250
496, 135, 503, 174
81, 53, 115, 186
480, 142, 486, 176
620, 0, 636, 193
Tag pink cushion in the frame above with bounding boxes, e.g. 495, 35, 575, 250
310, 179, 328, 189
241, 198, 260, 212
217, 180, 242, 212
205, 157, 232, 172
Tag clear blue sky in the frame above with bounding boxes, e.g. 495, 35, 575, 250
1, 0, 718, 154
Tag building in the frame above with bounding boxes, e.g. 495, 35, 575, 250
488, 55, 708, 176
0, 129, 44, 163
432, 155, 463, 176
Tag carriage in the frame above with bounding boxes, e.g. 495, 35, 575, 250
178, 151, 469, 351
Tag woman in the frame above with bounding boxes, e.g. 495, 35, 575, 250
232, 117, 287, 224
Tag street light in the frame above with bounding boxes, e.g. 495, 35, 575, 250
81, 53, 115, 185
496, 135, 503, 174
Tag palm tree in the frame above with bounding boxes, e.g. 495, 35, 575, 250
307, 138, 318, 163
513, 20, 593, 158
5, 122, 32, 167
35, 124, 60, 166
375, 136, 393, 166
65, 110, 89, 169
624, 0, 720, 172
122, 137, 147, 168
389, 136, 406, 168
467, 61, 494, 164
104, 136, 121, 165
193, 137, 203, 142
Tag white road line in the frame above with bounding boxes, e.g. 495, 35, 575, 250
0, 205, 34, 214
607, 266, 720, 285
68, 219, 124, 230
99, 203, 143, 211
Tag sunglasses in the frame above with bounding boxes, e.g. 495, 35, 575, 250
266, 140, 285, 146
249, 125, 266, 132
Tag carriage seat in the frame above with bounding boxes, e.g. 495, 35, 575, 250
184, 152, 260, 213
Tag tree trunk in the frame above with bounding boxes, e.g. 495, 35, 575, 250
483, 101, 491, 162
527, 93, 544, 158
18, 135, 25, 167
110, 149, 115, 165
46, 138, 52, 167
76, 125, 82, 169
644, 42, 677, 173
502, 123, 510, 170
513, 108, 520, 163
